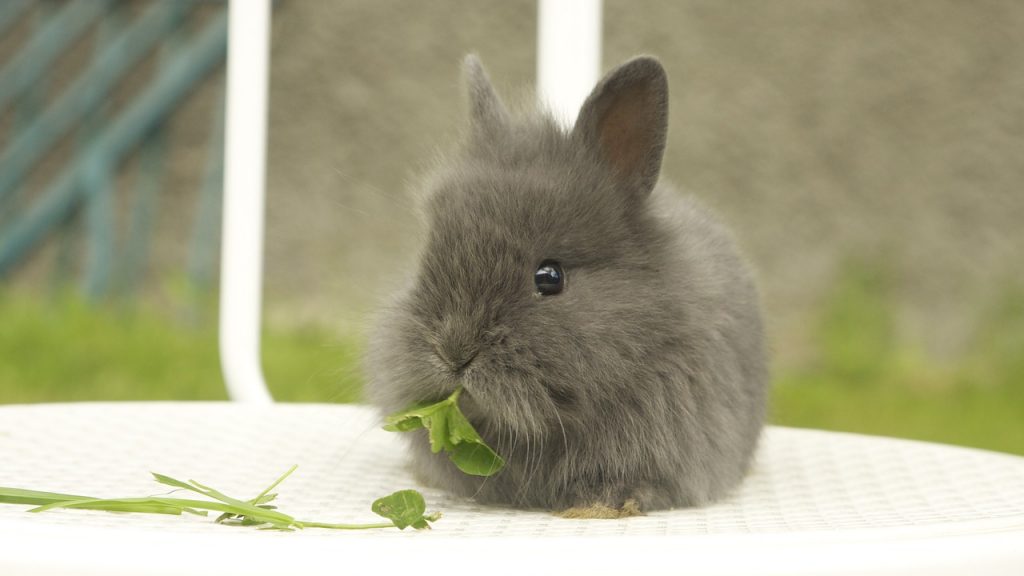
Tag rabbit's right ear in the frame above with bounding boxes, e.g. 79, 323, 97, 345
573, 57, 668, 201
463, 54, 509, 142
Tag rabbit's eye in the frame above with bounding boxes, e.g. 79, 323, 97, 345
534, 260, 564, 296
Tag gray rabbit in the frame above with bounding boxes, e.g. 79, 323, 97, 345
367, 55, 768, 516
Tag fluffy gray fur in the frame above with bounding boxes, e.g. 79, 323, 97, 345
367, 55, 768, 512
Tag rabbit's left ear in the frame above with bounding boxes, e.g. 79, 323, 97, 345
463, 54, 509, 142
573, 57, 668, 199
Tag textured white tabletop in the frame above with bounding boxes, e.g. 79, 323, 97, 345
0, 402, 1022, 575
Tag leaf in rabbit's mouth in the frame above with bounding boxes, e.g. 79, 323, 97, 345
383, 387, 506, 477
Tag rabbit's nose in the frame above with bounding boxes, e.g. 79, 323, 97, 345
431, 313, 483, 373
435, 343, 479, 373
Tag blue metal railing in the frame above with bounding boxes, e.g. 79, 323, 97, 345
0, 1, 32, 43
0, 0, 116, 115
0, 1, 229, 298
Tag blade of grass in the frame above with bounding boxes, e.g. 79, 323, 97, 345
215, 465, 292, 524
149, 473, 197, 493
2, 469, 440, 531
0, 487, 94, 506
294, 520, 395, 530
215, 487, 274, 520
251, 465, 297, 504
188, 479, 296, 526
151, 473, 296, 526
28, 495, 284, 519
29, 497, 195, 515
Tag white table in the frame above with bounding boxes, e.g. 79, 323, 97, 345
0, 402, 1022, 575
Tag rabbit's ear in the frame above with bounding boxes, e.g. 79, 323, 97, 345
463, 54, 509, 141
573, 57, 668, 199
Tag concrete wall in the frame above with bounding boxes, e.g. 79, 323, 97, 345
9, 1, 1024, 370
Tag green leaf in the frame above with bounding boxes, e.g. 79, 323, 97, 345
446, 405, 485, 444
382, 415, 424, 433
383, 387, 505, 476
423, 413, 450, 454
371, 490, 430, 530
449, 441, 506, 476
383, 399, 449, 432
445, 406, 506, 476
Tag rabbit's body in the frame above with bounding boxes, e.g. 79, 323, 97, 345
368, 56, 768, 512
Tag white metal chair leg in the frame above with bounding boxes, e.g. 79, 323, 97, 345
218, 0, 273, 403
537, 0, 603, 127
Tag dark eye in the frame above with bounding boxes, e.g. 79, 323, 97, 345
534, 260, 564, 296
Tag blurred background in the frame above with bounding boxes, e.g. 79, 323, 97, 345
0, 1, 1021, 454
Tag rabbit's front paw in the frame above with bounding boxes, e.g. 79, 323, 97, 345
554, 498, 644, 519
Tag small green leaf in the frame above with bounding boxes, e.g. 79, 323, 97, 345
444, 406, 505, 475
423, 413, 450, 454
449, 441, 506, 476
371, 490, 429, 530
382, 416, 425, 433
383, 399, 450, 431
383, 387, 506, 476
446, 406, 484, 444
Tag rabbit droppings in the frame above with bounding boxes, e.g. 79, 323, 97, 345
368, 55, 768, 517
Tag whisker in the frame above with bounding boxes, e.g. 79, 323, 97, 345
552, 407, 571, 494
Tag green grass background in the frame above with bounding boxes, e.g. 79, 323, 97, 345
1, 264, 1022, 456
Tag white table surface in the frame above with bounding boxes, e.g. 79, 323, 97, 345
0, 402, 1022, 575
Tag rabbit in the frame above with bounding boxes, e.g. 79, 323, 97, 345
366, 54, 768, 516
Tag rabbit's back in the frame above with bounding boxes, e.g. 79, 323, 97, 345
639, 182, 768, 506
